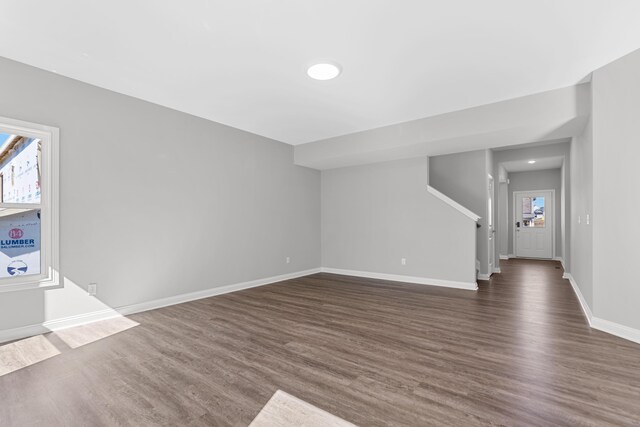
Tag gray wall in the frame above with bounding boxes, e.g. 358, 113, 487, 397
428, 150, 487, 274
507, 169, 562, 257
591, 48, 640, 330
322, 157, 476, 284
0, 57, 321, 331
570, 116, 593, 308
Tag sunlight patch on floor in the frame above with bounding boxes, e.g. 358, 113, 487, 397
53, 316, 139, 349
0, 335, 60, 377
1, 316, 140, 376
250, 390, 356, 427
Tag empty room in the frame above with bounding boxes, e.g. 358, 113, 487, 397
1, 1, 640, 426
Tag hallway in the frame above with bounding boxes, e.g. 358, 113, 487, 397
1, 260, 640, 426
475, 258, 640, 425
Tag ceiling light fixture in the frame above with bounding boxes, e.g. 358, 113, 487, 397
528, 160, 536, 164
307, 62, 341, 80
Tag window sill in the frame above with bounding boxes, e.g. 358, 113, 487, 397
0, 271, 60, 293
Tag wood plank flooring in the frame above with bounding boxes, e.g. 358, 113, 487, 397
1, 259, 640, 426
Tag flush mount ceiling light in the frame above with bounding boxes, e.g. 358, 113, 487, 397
528, 160, 536, 164
307, 62, 341, 80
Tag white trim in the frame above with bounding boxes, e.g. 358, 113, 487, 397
0, 268, 321, 344
512, 189, 555, 260
563, 273, 593, 324
477, 273, 491, 280
553, 256, 565, 269
493, 268, 501, 274
0, 116, 60, 293
499, 255, 510, 260
427, 185, 481, 222
0, 323, 48, 344
321, 267, 478, 291
117, 268, 320, 316
564, 272, 640, 345
591, 317, 640, 345
508, 253, 516, 258
43, 308, 123, 331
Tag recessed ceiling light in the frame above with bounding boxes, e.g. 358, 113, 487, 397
528, 160, 536, 164
307, 62, 341, 80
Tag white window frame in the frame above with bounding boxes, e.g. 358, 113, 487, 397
0, 116, 59, 293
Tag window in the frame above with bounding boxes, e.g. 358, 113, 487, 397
0, 117, 59, 292
521, 196, 545, 228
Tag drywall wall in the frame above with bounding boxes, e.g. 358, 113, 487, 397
428, 150, 487, 274
322, 157, 476, 285
507, 169, 562, 257
0, 56, 321, 331
570, 116, 593, 308
295, 84, 590, 170
592, 48, 640, 330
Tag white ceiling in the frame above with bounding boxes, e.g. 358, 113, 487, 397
1, 1, 639, 145
502, 156, 564, 173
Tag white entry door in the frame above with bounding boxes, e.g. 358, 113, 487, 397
514, 191, 553, 259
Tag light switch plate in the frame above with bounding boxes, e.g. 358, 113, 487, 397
87, 283, 97, 296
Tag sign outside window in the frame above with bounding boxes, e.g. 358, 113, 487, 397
0, 209, 41, 278
0, 135, 42, 279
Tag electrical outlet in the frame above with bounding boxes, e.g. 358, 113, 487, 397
578, 215, 581, 224
87, 283, 97, 296
401, 258, 407, 266
586, 214, 590, 225
286, 257, 291, 264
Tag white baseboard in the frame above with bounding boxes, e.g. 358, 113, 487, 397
564, 272, 640, 345
503, 254, 564, 268
477, 273, 491, 281
493, 268, 501, 274
563, 273, 593, 324
321, 267, 478, 291
0, 268, 321, 344
591, 317, 640, 345
1, 306, 148, 344
0, 324, 49, 345
116, 268, 321, 316
44, 309, 124, 332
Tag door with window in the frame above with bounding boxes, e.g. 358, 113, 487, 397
514, 191, 553, 259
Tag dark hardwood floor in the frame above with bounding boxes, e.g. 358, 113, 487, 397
2, 259, 640, 426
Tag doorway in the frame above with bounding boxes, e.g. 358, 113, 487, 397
513, 190, 554, 259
